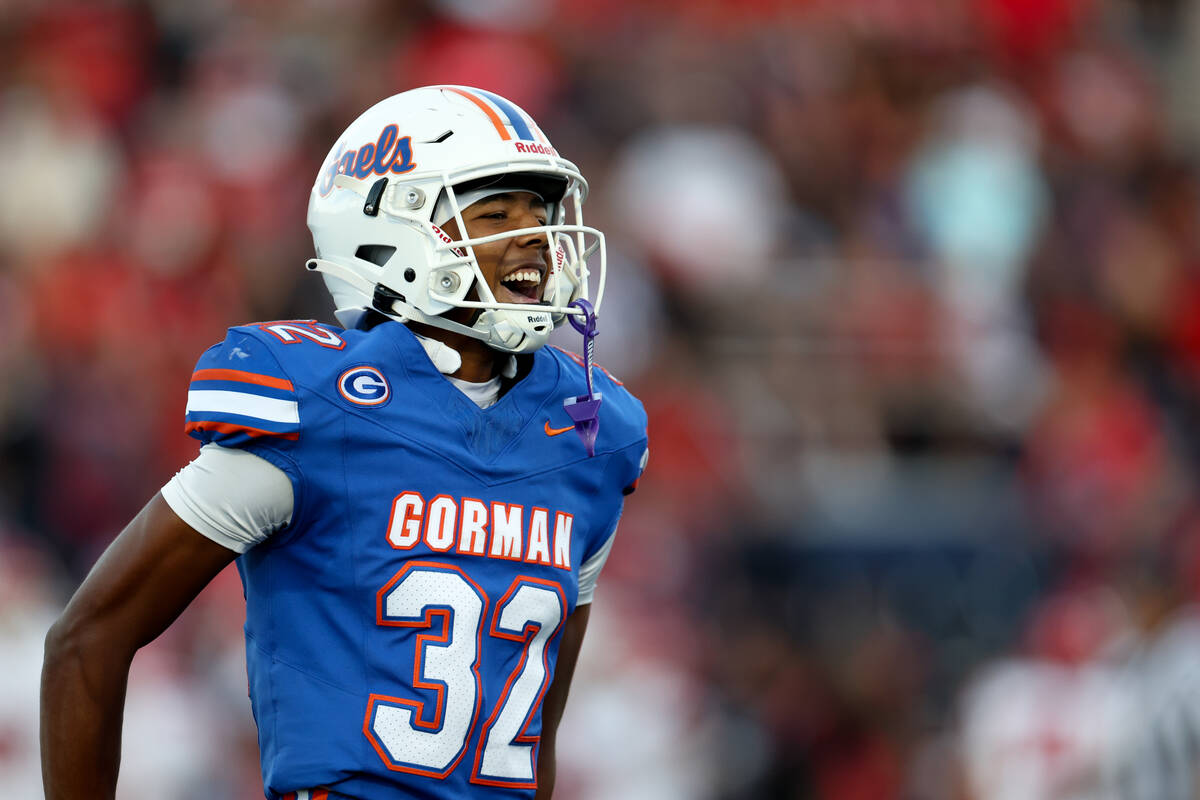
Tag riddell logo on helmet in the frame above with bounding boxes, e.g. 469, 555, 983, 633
429, 223, 465, 258
514, 141, 557, 157
318, 124, 417, 196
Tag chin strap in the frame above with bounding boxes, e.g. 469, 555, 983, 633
562, 298, 602, 457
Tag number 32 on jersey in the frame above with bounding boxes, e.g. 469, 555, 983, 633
364, 561, 565, 788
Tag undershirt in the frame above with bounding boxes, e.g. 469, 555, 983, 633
160, 335, 615, 603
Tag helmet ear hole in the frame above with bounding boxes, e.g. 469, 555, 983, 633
355, 244, 396, 266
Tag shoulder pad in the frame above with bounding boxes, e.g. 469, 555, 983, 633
215, 319, 353, 376
548, 345, 643, 408
183, 325, 314, 448
547, 344, 623, 385
546, 344, 648, 452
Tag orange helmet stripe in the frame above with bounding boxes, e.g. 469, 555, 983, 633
440, 86, 511, 141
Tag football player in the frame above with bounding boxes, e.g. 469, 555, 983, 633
41, 86, 648, 800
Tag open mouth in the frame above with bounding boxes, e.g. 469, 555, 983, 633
497, 267, 544, 304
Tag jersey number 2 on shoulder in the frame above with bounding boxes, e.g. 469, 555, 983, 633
259, 320, 346, 350
364, 562, 565, 788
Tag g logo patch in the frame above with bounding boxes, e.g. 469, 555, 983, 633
338, 366, 390, 406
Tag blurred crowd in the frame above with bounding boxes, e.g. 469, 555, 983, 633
6, 0, 1200, 797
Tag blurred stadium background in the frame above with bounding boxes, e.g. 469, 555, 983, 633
6, 0, 1200, 797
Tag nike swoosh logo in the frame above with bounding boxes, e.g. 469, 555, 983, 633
544, 421, 575, 437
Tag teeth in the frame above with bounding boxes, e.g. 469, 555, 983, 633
502, 269, 541, 284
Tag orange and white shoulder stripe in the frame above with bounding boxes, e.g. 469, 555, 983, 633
184, 367, 300, 441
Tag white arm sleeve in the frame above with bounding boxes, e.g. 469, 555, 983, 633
576, 529, 617, 605
160, 443, 294, 553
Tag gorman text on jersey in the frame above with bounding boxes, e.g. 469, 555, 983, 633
386, 491, 573, 570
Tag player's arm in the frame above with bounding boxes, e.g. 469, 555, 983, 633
535, 602, 591, 800
40, 493, 239, 800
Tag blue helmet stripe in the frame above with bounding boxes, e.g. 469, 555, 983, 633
478, 90, 536, 141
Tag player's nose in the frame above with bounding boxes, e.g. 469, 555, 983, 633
511, 211, 547, 248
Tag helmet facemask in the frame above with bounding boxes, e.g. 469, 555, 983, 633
424, 177, 601, 352
309, 168, 603, 353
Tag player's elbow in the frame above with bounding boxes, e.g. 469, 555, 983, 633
42, 611, 137, 723
43, 608, 133, 680
42, 614, 90, 679
42, 615, 85, 702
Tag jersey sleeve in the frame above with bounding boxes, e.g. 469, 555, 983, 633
184, 329, 300, 448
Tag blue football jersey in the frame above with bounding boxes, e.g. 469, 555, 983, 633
183, 319, 648, 799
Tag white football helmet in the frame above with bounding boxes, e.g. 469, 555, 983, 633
306, 85, 605, 353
